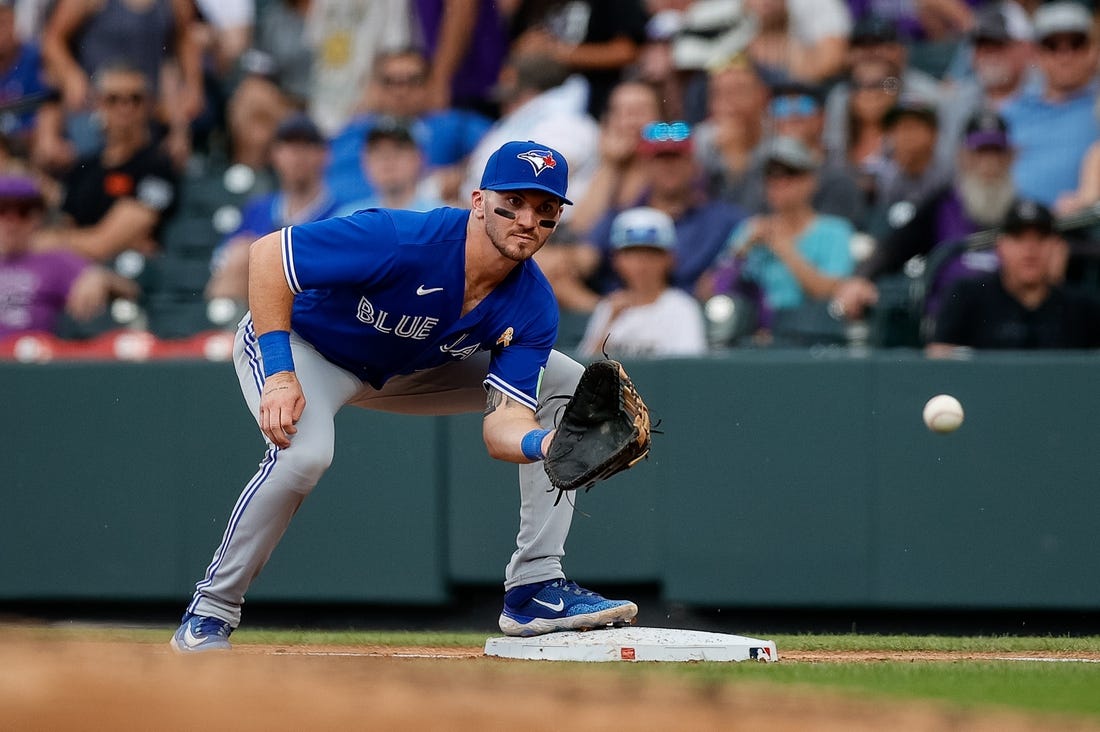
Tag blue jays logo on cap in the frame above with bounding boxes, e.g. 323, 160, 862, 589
480, 140, 573, 205
516, 149, 557, 176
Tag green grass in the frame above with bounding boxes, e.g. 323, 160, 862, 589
672, 658, 1100, 718
22, 625, 1100, 719
768, 632, 1100, 654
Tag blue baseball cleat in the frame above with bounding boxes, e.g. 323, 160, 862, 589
498, 579, 638, 637
169, 612, 234, 653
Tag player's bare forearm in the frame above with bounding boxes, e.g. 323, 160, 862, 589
248, 231, 295, 336
248, 231, 305, 447
482, 387, 554, 463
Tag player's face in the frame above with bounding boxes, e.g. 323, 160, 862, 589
480, 190, 563, 262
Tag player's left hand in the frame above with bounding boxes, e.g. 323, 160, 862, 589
259, 371, 305, 449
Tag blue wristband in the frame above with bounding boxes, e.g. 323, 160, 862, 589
257, 330, 295, 378
521, 428, 552, 461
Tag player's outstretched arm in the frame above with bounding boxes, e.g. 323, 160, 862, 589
482, 386, 554, 463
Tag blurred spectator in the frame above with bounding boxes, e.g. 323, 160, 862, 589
823, 16, 941, 162
943, 2, 1034, 80
306, 0, 412, 136
848, 0, 973, 46
33, 63, 179, 266
864, 95, 953, 240
835, 56, 900, 202
206, 114, 345, 304
654, 0, 756, 121
945, 5, 1033, 111
833, 110, 1017, 321
634, 0, 723, 122
327, 47, 492, 204
243, 0, 313, 107
769, 82, 865, 225
219, 0, 312, 172
412, 0, 509, 114
12, 0, 52, 43
578, 206, 706, 357
193, 0, 255, 78
1001, 1, 1100, 206
743, 0, 851, 87
707, 136, 854, 342
0, 0, 53, 158
1056, 97, 1100, 216
40, 0, 203, 165
334, 117, 445, 215
223, 83, 294, 173
693, 55, 769, 212
847, 0, 974, 81
0, 175, 138, 338
722, 80, 866, 223
928, 199, 1100, 354
569, 79, 664, 234
937, 5, 1034, 167
584, 120, 744, 298
460, 51, 599, 206
507, 0, 649, 119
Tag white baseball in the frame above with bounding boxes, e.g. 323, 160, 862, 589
923, 394, 964, 433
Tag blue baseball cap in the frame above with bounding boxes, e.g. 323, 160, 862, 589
479, 140, 572, 205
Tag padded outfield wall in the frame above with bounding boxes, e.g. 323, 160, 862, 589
3, 351, 1099, 609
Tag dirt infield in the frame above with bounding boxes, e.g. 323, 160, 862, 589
3, 634, 1100, 732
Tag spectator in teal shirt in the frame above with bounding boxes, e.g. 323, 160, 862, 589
710, 136, 854, 344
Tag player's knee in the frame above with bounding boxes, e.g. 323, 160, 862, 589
277, 444, 335, 491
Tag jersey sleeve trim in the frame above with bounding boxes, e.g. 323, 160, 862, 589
281, 226, 303, 294
483, 373, 538, 411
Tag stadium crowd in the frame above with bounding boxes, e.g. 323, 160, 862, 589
3, 0, 1100, 360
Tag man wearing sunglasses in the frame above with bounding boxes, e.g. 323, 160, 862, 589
1001, 1, 1100, 206
32, 63, 178, 268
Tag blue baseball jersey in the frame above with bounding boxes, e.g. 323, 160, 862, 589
282, 207, 559, 410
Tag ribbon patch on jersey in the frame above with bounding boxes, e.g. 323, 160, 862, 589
496, 327, 514, 347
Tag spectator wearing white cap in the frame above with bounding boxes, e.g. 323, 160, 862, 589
578, 206, 707, 358
1001, 1, 1100, 206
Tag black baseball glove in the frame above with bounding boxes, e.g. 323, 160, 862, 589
544, 359, 652, 502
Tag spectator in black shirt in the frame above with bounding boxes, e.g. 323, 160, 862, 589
508, 0, 649, 119
927, 199, 1100, 355
33, 62, 178, 266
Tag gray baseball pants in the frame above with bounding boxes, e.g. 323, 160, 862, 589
187, 315, 582, 627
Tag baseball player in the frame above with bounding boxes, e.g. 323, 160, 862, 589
171, 140, 638, 652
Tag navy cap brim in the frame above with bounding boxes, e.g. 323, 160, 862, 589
484, 181, 573, 206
